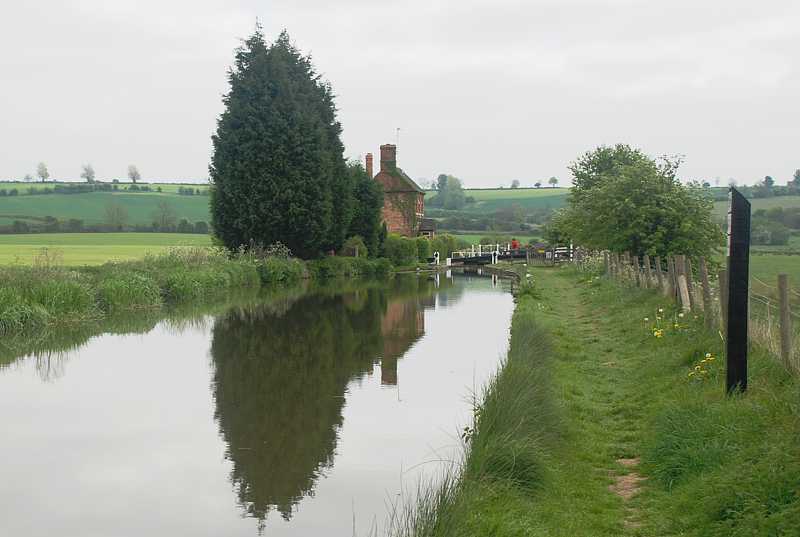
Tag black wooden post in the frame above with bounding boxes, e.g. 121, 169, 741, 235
726, 187, 751, 394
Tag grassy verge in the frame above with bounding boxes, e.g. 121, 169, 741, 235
0, 248, 391, 337
398, 265, 800, 536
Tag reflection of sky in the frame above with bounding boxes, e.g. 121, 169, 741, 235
0, 278, 513, 537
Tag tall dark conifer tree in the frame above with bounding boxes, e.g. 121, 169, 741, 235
347, 161, 384, 256
210, 27, 351, 258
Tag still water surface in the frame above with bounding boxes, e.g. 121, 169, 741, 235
0, 272, 514, 536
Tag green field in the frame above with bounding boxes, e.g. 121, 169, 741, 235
0, 233, 212, 265
749, 254, 800, 285
0, 191, 211, 225
448, 232, 541, 245
462, 187, 568, 211
713, 195, 800, 217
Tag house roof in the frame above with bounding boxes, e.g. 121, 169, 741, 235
419, 218, 436, 232
377, 166, 425, 194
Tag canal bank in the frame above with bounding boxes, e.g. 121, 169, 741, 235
401, 265, 800, 536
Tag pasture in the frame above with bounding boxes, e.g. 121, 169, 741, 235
0, 233, 212, 265
464, 187, 568, 211
712, 195, 800, 217
448, 232, 541, 245
0, 191, 211, 226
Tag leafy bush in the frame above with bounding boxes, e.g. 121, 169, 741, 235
383, 234, 418, 266
416, 237, 432, 262
429, 234, 467, 257
257, 257, 304, 284
342, 235, 368, 257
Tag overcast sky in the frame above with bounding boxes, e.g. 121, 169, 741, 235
1, 0, 798, 187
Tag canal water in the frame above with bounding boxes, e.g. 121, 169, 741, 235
0, 272, 514, 536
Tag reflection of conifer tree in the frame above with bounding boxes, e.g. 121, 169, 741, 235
210, 279, 443, 525
210, 291, 386, 522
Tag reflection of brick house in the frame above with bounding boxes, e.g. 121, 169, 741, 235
379, 299, 425, 386
366, 144, 432, 237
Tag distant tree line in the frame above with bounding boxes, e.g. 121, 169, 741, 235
0, 183, 209, 196
749, 206, 800, 246
0, 218, 210, 235
706, 171, 800, 201
177, 186, 209, 195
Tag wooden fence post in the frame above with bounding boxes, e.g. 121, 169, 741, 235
643, 254, 652, 289
699, 257, 713, 329
667, 257, 677, 301
778, 274, 792, 370
632, 255, 641, 287
675, 255, 686, 302
622, 251, 629, 284
677, 275, 691, 311
603, 251, 609, 275
655, 256, 666, 294
684, 256, 696, 311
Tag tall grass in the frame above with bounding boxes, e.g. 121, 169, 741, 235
0, 247, 318, 337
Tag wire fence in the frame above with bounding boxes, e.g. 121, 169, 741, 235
592, 251, 800, 377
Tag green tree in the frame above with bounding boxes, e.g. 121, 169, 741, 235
534, 181, 542, 188
548, 176, 559, 188
104, 202, 128, 229
210, 27, 351, 258
511, 179, 520, 189
792, 169, 800, 187
763, 175, 774, 188
152, 200, 177, 230
80, 164, 95, 183
436, 174, 448, 193
346, 161, 383, 256
127, 165, 141, 183
558, 145, 722, 258
568, 144, 652, 202
37, 162, 49, 182
442, 176, 466, 210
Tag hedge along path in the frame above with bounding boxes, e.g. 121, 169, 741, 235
526, 268, 658, 535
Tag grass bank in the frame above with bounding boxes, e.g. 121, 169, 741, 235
0, 248, 391, 337
398, 266, 800, 536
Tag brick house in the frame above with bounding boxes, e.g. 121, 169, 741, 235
367, 144, 430, 237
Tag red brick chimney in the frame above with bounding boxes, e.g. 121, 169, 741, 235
380, 144, 396, 172
365, 153, 374, 178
